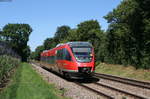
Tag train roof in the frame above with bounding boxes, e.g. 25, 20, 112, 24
56, 41, 92, 48
67, 42, 92, 47
42, 41, 92, 54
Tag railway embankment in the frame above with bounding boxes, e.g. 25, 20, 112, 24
95, 62, 150, 82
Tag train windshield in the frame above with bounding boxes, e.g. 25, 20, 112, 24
71, 47, 92, 62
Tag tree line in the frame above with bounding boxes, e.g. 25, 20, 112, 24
31, 0, 150, 69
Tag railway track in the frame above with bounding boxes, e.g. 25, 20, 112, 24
93, 73, 150, 99
94, 73, 150, 89
75, 72, 150, 99
75, 82, 114, 99
95, 82, 149, 99
31, 62, 150, 99
76, 82, 149, 99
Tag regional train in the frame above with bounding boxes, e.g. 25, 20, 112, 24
40, 42, 95, 79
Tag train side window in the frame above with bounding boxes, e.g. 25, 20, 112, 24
57, 49, 63, 60
56, 50, 60, 59
64, 48, 72, 61
51, 56, 55, 64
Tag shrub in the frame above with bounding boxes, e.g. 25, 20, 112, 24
0, 55, 20, 84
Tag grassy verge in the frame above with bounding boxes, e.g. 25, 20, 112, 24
0, 63, 69, 99
95, 63, 150, 81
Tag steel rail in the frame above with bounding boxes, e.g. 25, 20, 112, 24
94, 73, 150, 89
75, 82, 114, 99
94, 82, 148, 99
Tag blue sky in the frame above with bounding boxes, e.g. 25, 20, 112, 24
0, 0, 121, 51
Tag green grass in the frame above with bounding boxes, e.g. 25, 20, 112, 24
0, 63, 69, 99
95, 63, 150, 81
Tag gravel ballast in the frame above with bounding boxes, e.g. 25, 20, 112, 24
98, 78, 150, 98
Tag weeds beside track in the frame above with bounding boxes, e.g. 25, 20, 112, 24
0, 55, 20, 89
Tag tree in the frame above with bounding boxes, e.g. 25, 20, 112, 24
87, 29, 106, 62
76, 20, 100, 41
2, 24, 32, 62
0, 30, 2, 41
43, 38, 57, 50
54, 25, 71, 43
76, 20, 105, 61
136, 0, 150, 68
61, 29, 78, 42
104, 0, 141, 66
23, 45, 31, 61
33, 45, 44, 60
104, 0, 150, 68
30, 52, 36, 60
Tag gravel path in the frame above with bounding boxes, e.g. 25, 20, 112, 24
31, 64, 103, 99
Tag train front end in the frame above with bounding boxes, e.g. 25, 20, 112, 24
67, 42, 95, 79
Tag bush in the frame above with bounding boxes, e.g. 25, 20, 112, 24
0, 55, 20, 83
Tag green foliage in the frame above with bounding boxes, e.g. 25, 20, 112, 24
43, 38, 57, 50
104, 0, 150, 69
0, 55, 20, 84
63, 29, 78, 42
76, 20, 101, 41
0, 31, 3, 41
2, 24, 32, 62
23, 46, 31, 61
30, 45, 44, 60
54, 25, 71, 43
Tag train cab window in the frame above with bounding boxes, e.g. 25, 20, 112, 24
71, 47, 92, 62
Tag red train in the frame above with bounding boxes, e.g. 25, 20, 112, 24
40, 42, 95, 79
